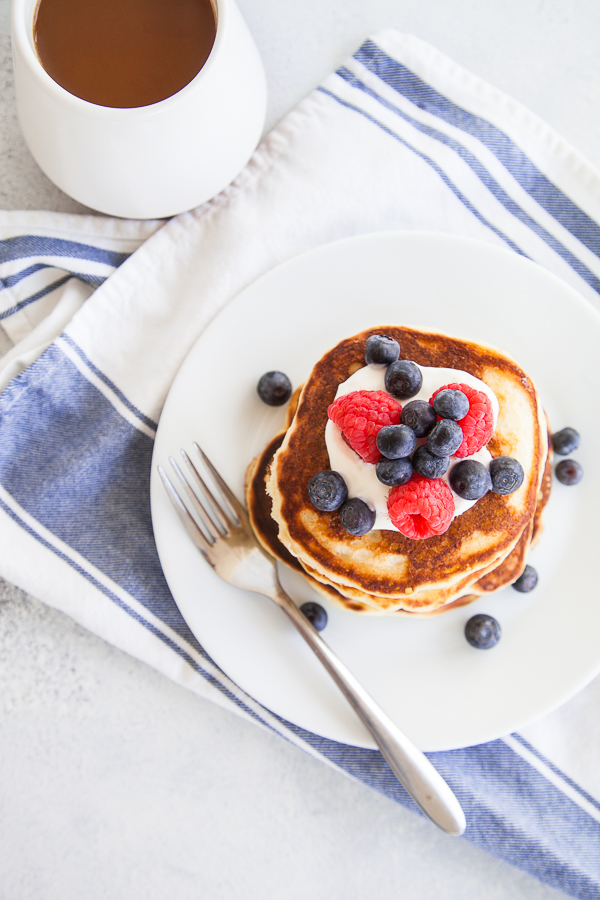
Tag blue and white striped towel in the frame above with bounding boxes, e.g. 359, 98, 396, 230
1, 31, 600, 897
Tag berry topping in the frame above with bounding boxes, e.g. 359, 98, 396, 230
300, 601, 328, 631
364, 334, 400, 366
465, 614, 501, 649
385, 360, 423, 399
433, 388, 469, 421
553, 427, 580, 456
387, 474, 454, 539
489, 456, 524, 495
430, 382, 494, 457
257, 371, 292, 406
308, 470, 348, 511
376, 424, 417, 459
376, 456, 413, 487
339, 498, 376, 536
449, 459, 492, 500
412, 445, 450, 479
427, 419, 463, 458
512, 564, 538, 593
400, 400, 437, 437
555, 459, 583, 485
327, 390, 402, 464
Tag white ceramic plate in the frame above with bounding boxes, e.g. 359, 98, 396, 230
150, 232, 600, 751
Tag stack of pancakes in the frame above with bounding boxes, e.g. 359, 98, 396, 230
246, 326, 552, 615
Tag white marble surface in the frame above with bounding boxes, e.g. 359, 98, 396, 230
1, 0, 599, 896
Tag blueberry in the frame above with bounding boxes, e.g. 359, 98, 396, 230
257, 371, 292, 406
512, 564, 538, 593
339, 498, 376, 536
376, 424, 417, 459
300, 601, 328, 631
384, 360, 423, 399
427, 419, 463, 457
376, 457, 413, 487
555, 459, 583, 485
308, 470, 348, 511
489, 456, 524, 495
552, 427, 580, 456
465, 614, 501, 649
400, 400, 437, 437
365, 334, 400, 366
412, 445, 449, 479
449, 459, 492, 500
433, 389, 469, 421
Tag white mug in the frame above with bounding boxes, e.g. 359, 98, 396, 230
11, 0, 267, 219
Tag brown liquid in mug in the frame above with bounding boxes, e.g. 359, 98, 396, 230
33, 0, 217, 108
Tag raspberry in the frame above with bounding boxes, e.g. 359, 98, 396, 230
328, 390, 402, 464
429, 382, 493, 457
387, 474, 454, 539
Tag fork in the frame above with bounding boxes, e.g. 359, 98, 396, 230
158, 443, 466, 836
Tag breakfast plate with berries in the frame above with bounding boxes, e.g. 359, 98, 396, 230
150, 231, 599, 751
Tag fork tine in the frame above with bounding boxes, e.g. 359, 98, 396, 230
168, 457, 219, 542
157, 466, 214, 562
180, 449, 230, 535
192, 442, 246, 525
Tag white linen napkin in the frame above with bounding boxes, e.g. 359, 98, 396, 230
1, 30, 600, 897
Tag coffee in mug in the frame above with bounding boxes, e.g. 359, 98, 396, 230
12, 0, 267, 217
33, 0, 218, 108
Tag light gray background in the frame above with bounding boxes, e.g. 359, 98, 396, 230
1, 1, 599, 897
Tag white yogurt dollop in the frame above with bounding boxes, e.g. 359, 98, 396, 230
325, 364, 499, 532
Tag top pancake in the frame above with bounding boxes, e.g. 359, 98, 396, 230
266, 326, 547, 612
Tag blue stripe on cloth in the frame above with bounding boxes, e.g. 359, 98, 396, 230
337, 65, 600, 295
511, 733, 600, 815
1, 262, 52, 290
317, 86, 526, 257
0, 274, 73, 320
1, 342, 600, 897
60, 334, 157, 431
0, 234, 130, 267
0, 344, 164, 624
355, 40, 600, 261
0, 489, 197, 651
1, 273, 107, 320
1, 263, 107, 313
0, 489, 290, 740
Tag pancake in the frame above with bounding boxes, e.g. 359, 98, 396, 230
264, 326, 548, 614
246, 430, 551, 616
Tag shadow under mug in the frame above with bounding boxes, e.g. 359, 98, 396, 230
11, 0, 267, 219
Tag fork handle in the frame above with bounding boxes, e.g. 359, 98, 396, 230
270, 584, 466, 836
